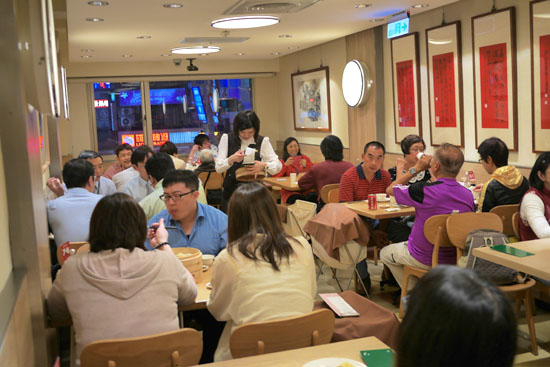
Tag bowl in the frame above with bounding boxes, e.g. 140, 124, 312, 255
202, 254, 215, 266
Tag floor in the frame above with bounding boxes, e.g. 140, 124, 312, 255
315, 259, 550, 366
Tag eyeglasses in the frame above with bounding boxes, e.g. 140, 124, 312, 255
478, 159, 484, 163
159, 190, 196, 202
409, 147, 425, 153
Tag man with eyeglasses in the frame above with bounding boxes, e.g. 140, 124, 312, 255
145, 170, 227, 255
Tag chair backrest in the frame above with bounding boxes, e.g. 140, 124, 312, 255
489, 204, 520, 236
56, 242, 89, 266
197, 171, 223, 190
423, 214, 452, 266
283, 200, 317, 239
320, 184, 339, 204
80, 328, 202, 367
229, 309, 335, 359
446, 212, 503, 252
512, 212, 521, 239
327, 188, 339, 203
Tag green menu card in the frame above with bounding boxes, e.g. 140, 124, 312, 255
361, 348, 394, 366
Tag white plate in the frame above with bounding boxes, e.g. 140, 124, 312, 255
377, 197, 390, 202
302, 357, 366, 367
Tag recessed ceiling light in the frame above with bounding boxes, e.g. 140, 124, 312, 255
235, 53, 245, 56
211, 16, 280, 29
370, 18, 384, 22
271, 52, 281, 55
86, 17, 104, 22
354, 4, 371, 8
163, 3, 183, 8
171, 46, 221, 54
81, 48, 94, 52
412, 3, 429, 8
122, 54, 133, 58
136, 35, 152, 39
278, 34, 292, 38
87, 1, 109, 6
160, 54, 172, 57
80, 55, 92, 59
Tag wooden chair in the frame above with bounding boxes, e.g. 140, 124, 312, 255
446, 212, 538, 355
197, 171, 223, 209
327, 188, 339, 203
80, 328, 202, 367
229, 309, 334, 359
56, 242, 89, 266
320, 184, 339, 204
398, 214, 452, 318
512, 212, 521, 239
489, 204, 520, 237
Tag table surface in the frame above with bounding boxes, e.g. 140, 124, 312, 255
179, 266, 212, 312
345, 197, 415, 220
472, 238, 550, 281
197, 336, 389, 367
263, 173, 305, 191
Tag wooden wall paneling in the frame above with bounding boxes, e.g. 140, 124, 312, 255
346, 29, 378, 164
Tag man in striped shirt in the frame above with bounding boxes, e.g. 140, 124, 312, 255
339, 141, 392, 202
338, 141, 392, 295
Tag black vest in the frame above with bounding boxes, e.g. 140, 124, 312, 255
222, 132, 264, 199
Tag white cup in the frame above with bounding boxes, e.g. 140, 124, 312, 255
290, 173, 297, 183
202, 254, 215, 266
416, 152, 425, 160
376, 193, 388, 201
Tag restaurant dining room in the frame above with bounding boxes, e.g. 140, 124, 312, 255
2, 0, 550, 366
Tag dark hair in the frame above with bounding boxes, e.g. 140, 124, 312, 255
62, 159, 94, 189
433, 143, 464, 177
400, 135, 425, 155
233, 110, 260, 139
363, 141, 386, 154
78, 150, 103, 161
193, 134, 210, 146
478, 137, 509, 167
529, 152, 550, 190
130, 145, 153, 166
397, 266, 516, 367
162, 169, 199, 192
159, 141, 178, 156
282, 137, 302, 161
227, 183, 294, 271
88, 193, 147, 252
145, 152, 175, 182
115, 143, 133, 157
320, 135, 344, 161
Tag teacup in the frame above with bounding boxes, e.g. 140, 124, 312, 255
376, 193, 388, 201
202, 254, 215, 266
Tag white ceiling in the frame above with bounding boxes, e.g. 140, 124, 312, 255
62, 0, 460, 63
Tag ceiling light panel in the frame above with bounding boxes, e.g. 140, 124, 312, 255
211, 15, 280, 29
171, 46, 221, 54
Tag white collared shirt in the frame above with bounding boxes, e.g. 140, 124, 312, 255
113, 167, 139, 191
121, 175, 154, 203
215, 134, 281, 175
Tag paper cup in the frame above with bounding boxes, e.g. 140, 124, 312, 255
290, 173, 297, 183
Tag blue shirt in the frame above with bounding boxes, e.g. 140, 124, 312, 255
146, 202, 228, 255
47, 188, 103, 246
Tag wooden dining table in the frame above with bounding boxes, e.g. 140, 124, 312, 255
345, 197, 415, 220
262, 173, 305, 191
472, 238, 550, 281
179, 266, 213, 312
196, 336, 390, 367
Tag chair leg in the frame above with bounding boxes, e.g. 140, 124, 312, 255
373, 247, 378, 266
352, 267, 370, 298
523, 289, 538, 355
398, 270, 410, 319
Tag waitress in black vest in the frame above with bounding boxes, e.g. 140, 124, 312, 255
216, 110, 282, 212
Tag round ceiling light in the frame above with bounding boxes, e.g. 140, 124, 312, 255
211, 15, 280, 29
342, 60, 372, 107
171, 46, 220, 54
88, 1, 109, 6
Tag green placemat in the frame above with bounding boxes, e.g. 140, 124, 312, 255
490, 244, 535, 257
361, 348, 394, 367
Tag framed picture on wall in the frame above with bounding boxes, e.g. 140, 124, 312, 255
391, 33, 422, 143
531, 0, 550, 152
426, 22, 464, 147
291, 66, 332, 132
472, 7, 517, 150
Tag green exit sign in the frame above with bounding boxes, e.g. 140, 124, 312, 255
387, 18, 409, 39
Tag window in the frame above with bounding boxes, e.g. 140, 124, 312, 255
93, 79, 253, 156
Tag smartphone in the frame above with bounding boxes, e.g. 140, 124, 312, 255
490, 244, 534, 257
